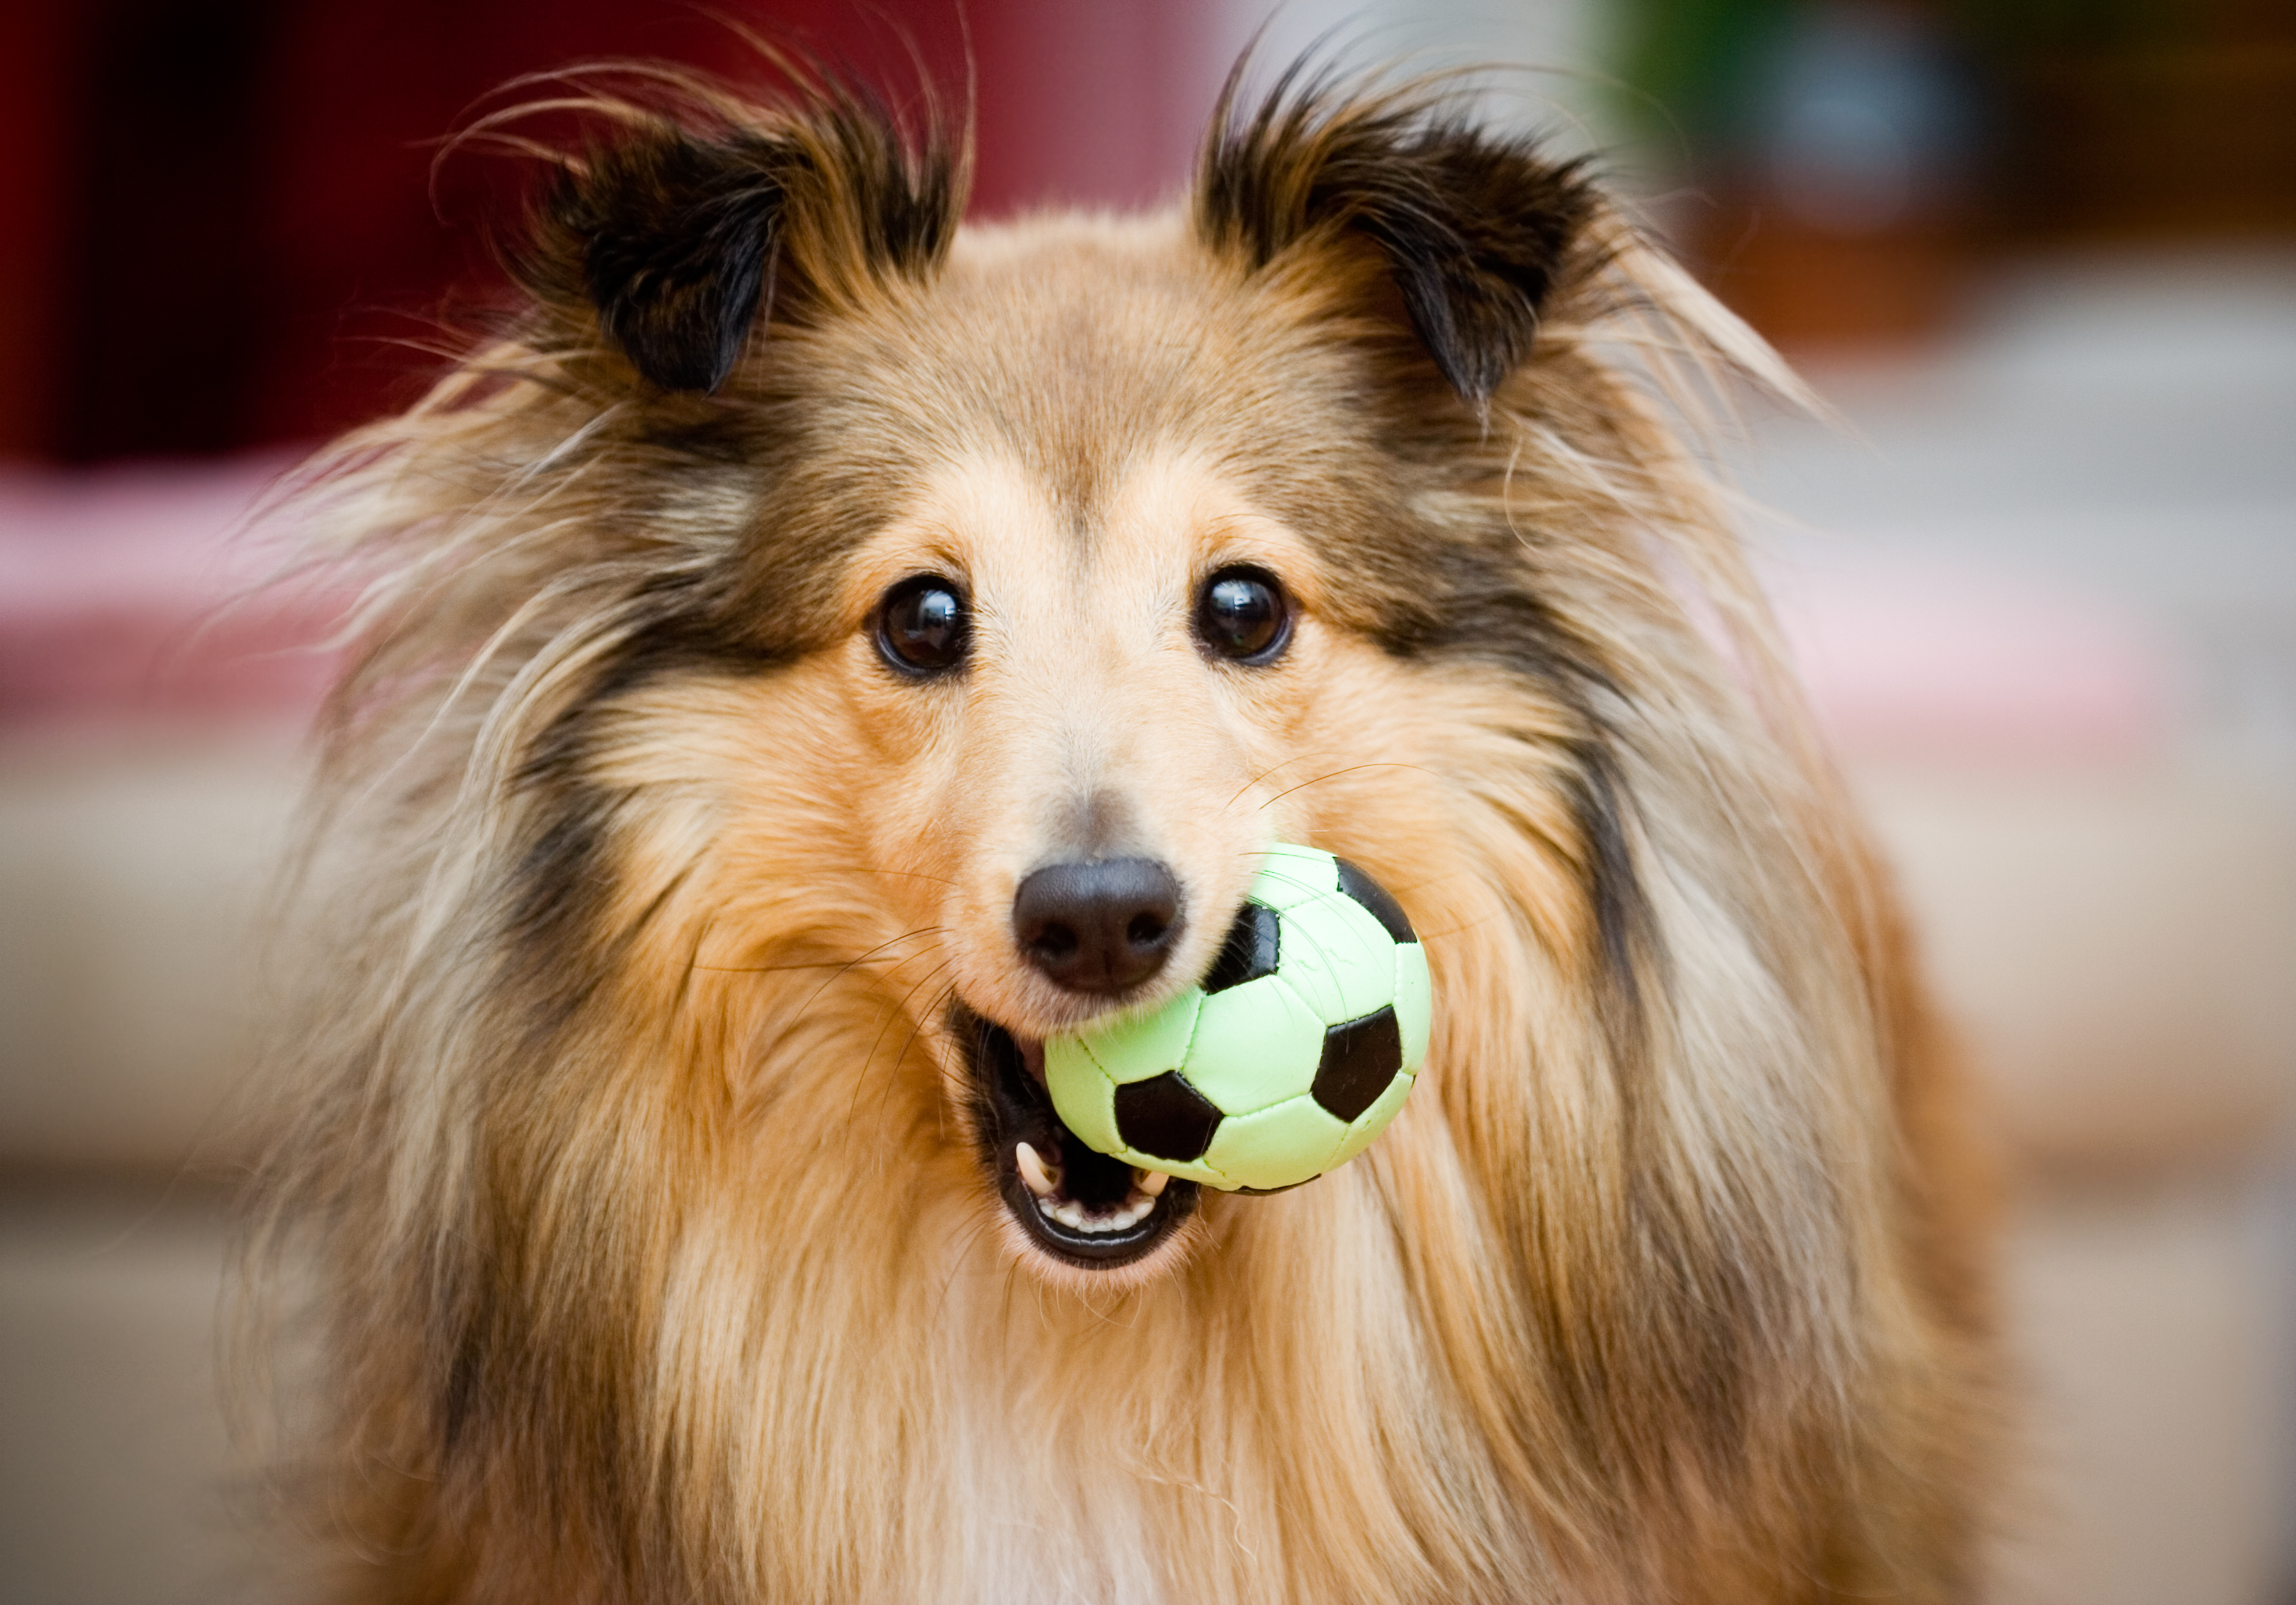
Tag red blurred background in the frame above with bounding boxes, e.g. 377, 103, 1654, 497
5, 0, 2290, 466
0, 0, 1239, 465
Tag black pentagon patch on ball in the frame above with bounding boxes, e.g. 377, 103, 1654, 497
1202, 901, 1280, 994
1335, 858, 1416, 944
1115, 1072, 1223, 1163
1312, 1005, 1404, 1123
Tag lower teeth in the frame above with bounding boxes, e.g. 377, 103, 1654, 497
1040, 1189, 1158, 1235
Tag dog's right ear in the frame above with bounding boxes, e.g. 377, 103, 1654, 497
525, 97, 961, 394
552, 131, 796, 394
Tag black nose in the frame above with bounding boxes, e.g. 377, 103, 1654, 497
1012, 858, 1183, 994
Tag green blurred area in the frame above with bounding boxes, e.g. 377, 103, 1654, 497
1606, 0, 2296, 157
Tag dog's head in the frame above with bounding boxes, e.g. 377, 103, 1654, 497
345, 70, 1634, 1286
302, 66, 1815, 1304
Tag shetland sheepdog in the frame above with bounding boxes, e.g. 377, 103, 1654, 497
249, 55, 1997, 1604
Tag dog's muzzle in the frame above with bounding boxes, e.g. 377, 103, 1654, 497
956, 1006, 1198, 1270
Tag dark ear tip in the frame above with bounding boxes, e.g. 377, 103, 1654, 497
571, 139, 781, 396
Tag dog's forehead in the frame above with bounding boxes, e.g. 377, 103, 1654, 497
832, 215, 1353, 525
882, 445, 1304, 598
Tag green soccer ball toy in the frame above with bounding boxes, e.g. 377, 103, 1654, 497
1044, 844, 1431, 1193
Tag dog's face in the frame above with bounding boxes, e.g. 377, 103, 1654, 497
846, 444, 1308, 1039
477, 84, 1608, 1285
846, 446, 1306, 1271
596, 224, 1508, 1280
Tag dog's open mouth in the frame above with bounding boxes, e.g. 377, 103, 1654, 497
957, 1007, 1199, 1269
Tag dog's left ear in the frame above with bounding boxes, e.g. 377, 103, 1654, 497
1196, 82, 1598, 408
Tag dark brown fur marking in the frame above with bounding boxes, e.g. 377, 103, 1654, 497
1198, 65, 1599, 406
527, 81, 961, 394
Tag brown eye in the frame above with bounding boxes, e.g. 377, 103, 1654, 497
875, 575, 970, 676
1194, 567, 1290, 664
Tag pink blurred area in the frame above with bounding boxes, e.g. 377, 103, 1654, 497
0, 456, 337, 728
1771, 545, 2178, 766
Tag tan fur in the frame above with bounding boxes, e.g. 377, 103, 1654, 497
247, 65, 1997, 1604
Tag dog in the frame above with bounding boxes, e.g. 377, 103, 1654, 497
249, 55, 1998, 1604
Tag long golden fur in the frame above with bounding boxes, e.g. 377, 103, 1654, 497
249, 55, 1998, 1604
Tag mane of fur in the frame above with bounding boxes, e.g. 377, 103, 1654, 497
245, 60, 1996, 1605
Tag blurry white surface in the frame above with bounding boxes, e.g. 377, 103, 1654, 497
1868, 774, 2296, 1605
0, 731, 302, 1170
0, 1185, 267, 1605
1866, 768, 2296, 1173
1991, 1182, 2294, 1605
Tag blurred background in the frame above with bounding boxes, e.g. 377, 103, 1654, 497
1, 1, 2290, 1599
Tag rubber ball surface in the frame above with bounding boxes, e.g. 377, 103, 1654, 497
1044, 844, 1429, 1192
